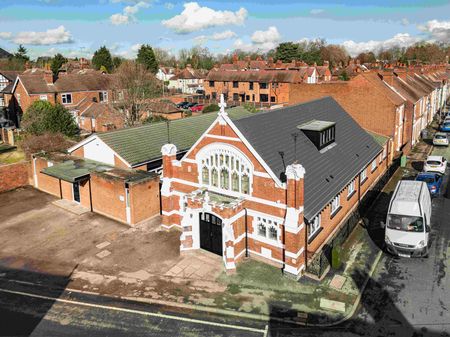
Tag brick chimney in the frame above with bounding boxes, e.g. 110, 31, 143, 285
232, 53, 238, 64
283, 163, 306, 279
43, 64, 54, 85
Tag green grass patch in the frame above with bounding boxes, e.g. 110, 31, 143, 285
0, 149, 25, 165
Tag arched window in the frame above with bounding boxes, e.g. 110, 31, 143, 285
231, 172, 239, 192
241, 174, 250, 194
220, 168, 229, 189
202, 167, 209, 185
198, 144, 252, 195
211, 168, 218, 187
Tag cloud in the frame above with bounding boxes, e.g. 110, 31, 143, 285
194, 30, 237, 44
233, 26, 281, 53
1, 26, 73, 45
418, 20, 450, 42
0, 32, 12, 39
162, 2, 247, 34
251, 26, 280, 44
110, 1, 150, 25
342, 33, 421, 56
310, 9, 324, 15
401, 18, 409, 26
164, 2, 174, 10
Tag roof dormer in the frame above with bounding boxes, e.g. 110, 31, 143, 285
298, 120, 336, 151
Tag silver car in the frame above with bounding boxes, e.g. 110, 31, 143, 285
433, 132, 449, 146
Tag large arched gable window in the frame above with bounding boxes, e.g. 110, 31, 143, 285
197, 143, 253, 195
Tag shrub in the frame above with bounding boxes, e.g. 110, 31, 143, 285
203, 104, 220, 113
143, 114, 168, 124
243, 102, 259, 113
20, 133, 72, 158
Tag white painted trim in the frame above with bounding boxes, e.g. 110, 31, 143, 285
183, 158, 197, 164
233, 232, 246, 245
234, 248, 246, 260
161, 223, 181, 230
171, 177, 287, 209
247, 209, 285, 224
33, 157, 38, 188
248, 233, 283, 249
283, 263, 305, 276
285, 247, 305, 259
205, 134, 241, 142
249, 249, 283, 264
285, 222, 304, 234
162, 209, 181, 216
253, 171, 271, 178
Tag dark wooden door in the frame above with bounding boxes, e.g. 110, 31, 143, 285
73, 182, 80, 203
199, 213, 223, 256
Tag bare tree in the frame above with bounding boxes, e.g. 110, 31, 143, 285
111, 60, 161, 127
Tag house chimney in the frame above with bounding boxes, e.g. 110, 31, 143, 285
232, 53, 238, 64
44, 64, 54, 85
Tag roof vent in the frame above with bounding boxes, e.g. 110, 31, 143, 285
298, 120, 336, 151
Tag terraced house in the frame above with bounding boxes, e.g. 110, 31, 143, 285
160, 96, 389, 278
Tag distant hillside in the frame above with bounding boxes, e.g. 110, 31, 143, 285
0, 47, 12, 59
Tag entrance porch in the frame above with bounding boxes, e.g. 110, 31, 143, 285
179, 189, 245, 271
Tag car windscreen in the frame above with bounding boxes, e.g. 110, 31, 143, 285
427, 160, 441, 165
435, 135, 447, 139
444, 123, 450, 128
416, 176, 435, 183
387, 214, 424, 232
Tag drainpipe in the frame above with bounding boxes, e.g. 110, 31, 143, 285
88, 178, 93, 212
304, 218, 309, 272
281, 179, 288, 275
244, 208, 248, 258
59, 179, 62, 199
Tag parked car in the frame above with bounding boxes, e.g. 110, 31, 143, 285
433, 132, 449, 146
415, 172, 443, 196
423, 155, 447, 174
176, 102, 190, 109
185, 102, 197, 109
190, 104, 204, 112
441, 120, 450, 132
383, 180, 431, 258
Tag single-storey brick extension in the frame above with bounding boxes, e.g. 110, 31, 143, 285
160, 96, 389, 278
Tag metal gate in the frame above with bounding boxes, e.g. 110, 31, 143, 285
199, 213, 223, 256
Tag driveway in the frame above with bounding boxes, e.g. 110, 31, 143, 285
0, 187, 181, 280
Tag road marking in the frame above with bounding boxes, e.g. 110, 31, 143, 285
0, 287, 265, 334
263, 324, 269, 337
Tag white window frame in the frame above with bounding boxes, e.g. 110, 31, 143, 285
254, 216, 279, 243
331, 194, 341, 215
347, 180, 355, 197
99, 91, 108, 103
371, 159, 377, 172
361, 167, 367, 182
308, 214, 321, 239
61, 93, 72, 104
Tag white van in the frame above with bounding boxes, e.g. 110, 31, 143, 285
383, 180, 432, 258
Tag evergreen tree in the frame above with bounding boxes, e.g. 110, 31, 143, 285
50, 53, 67, 75
275, 42, 299, 62
92, 46, 113, 72
136, 44, 158, 74
22, 101, 78, 137
14, 45, 30, 62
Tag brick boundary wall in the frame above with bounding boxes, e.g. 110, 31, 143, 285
0, 161, 30, 193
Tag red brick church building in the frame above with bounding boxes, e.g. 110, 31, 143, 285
161, 95, 388, 278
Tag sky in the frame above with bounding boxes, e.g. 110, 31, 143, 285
0, 0, 449, 60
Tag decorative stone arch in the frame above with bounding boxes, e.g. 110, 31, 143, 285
195, 143, 254, 196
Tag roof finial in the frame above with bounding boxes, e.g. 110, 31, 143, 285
218, 94, 227, 116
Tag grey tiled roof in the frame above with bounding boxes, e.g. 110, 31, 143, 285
233, 96, 382, 220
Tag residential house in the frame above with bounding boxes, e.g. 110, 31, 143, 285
204, 70, 303, 105
10, 69, 113, 126
147, 101, 184, 120
156, 66, 176, 82
77, 102, 124, 133
160, 96, 389, 278
290, 72, 408, 157
0, 70, 20, 112
168, 66, 206, 94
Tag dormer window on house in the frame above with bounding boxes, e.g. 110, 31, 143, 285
298, 120, 336, 151
99, 91, 108, 103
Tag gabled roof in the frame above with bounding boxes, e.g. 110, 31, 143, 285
233, 96, 382, 219
0, 47, 12, 59
0, 70, 21, 81
15, 72, 113, 95
86, 107, 254, 166
392, 76, 423, 103
361, 73, 405, 106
